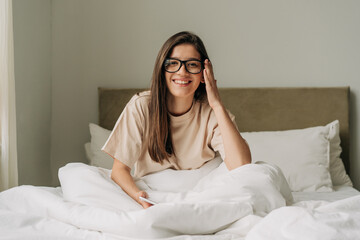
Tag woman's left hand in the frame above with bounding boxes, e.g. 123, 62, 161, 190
203, 59, 223, 109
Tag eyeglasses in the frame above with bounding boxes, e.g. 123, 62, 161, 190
164, 58, 204, 74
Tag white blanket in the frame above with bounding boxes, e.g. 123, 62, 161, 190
0, 158, 359, 240
246, 195, 360, 240
0, 158, 291, 239
58, 158, 292, 238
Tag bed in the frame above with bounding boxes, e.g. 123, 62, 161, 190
1, 87, 359, 240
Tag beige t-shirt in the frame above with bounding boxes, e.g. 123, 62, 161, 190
101, 91, 237, 178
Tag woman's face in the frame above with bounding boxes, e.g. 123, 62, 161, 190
164, 44, 204, 101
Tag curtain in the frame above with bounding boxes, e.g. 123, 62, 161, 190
0, 0, 18, 191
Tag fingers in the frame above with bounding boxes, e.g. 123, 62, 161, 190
204, 59, 212, 70
136, 191, 146, 199
203, 59, 216, 87
203, 59, 222, 108
137, 191, 153, 209
142, 201, 152, 209
140, 191, 148, 198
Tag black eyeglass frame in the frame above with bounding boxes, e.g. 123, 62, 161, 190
163, 58, 204, 74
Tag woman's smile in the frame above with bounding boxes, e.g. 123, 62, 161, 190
172, 78, 193, 87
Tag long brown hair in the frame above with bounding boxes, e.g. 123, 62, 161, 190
147, 31, 210, 164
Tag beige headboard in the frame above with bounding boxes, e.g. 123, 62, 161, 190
98, 87, 350, 173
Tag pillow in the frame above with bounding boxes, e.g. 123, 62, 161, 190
88, 123, 113, 169
241, 122, 336, 192
328, 120, 352, 186
84, 142, 94, 162
87, 121, 352, 189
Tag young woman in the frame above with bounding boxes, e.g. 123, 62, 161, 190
102, 31, 251, 209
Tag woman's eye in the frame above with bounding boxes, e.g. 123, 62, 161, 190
188, 62, 200, 67
165, 60, 179, 67
167, 60, 179, 66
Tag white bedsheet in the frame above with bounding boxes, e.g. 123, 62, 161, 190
0, 158, 359, 240
292, 185, 359, 202
246, 194, 360, 240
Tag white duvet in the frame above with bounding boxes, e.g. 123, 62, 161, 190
0, 157, 359, 240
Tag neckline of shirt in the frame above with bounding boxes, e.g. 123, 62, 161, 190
169, 100, 197, 123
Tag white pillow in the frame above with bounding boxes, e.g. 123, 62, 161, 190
241, 122, 335, 192
84, 142, 93, 162
88, 123, 113, 169
328, 120, 352, 186
87, 121, 352, 189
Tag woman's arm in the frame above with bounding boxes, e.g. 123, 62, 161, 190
203, 59, 251, 170
111, 159, 152, 209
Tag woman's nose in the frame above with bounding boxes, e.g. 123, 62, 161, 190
178, 63, 188, 74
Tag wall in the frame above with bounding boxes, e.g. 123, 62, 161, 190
13, 0, 360, 189
12, 0, 52, 186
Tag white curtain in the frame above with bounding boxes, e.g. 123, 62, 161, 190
0, 0, 18, 191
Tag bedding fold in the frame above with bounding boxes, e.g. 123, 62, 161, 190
1, 159, 292, 238
246, 195, 360, 240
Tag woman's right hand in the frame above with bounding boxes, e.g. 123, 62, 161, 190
135, 191, 153, 209
111, 159, 153, 209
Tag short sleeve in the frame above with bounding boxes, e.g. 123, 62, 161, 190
210, 110, 238, 160
101, 97, 145, 169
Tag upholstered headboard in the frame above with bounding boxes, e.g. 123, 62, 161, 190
98, 87, 350, 172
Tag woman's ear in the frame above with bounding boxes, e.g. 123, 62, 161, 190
201, 73, 205, 83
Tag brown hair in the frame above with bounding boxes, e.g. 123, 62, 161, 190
147, 31, 210, 164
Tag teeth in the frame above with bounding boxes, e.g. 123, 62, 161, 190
174, 80, 190, 84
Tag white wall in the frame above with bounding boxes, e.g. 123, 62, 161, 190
14, 0, 360, 189
12, 0, 52, 186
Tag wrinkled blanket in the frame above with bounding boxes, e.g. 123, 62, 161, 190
1, 158, 359, 240
246, 195, 360, 240
0, 158, 291, 239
